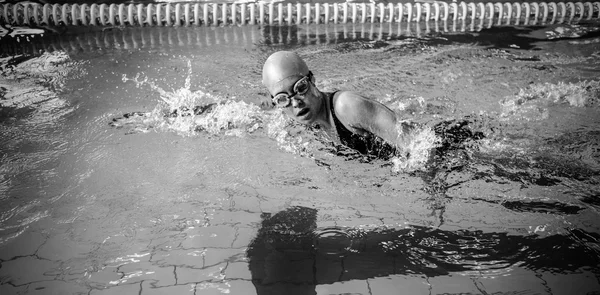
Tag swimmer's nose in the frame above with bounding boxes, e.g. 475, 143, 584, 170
291, 97, 304, 107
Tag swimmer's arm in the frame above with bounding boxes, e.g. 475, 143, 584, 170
335, 92, 411, 145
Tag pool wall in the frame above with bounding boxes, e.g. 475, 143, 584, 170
1, 1, 599, 27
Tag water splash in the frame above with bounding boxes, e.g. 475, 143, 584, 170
266, 111, 315, 157
521, 80, 599, 107
121, 60, 265, 137
392, 123, 440, 173
500, 80, 600, 122
122, 61, 207, 135
119, 60, 328, 159
487, 80, 600, 172
195, 101, 262, 136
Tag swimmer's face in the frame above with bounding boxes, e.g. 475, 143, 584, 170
262, 51, 323, 125
267, 73, 323, 125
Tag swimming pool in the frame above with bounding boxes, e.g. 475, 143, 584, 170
1, 10, 600, 295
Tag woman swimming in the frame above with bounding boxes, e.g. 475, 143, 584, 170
262, 51, 415, 158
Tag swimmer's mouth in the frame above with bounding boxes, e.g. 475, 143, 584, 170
297, 108, 309, 117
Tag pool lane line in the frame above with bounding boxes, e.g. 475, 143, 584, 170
1, 1, 599, 27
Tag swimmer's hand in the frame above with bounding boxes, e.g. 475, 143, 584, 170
164, 103, 218, 117
193, 103, 218, 115
109, 103, 219, 134
108, 111, 153, 134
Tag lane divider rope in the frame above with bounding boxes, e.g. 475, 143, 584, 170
1, 1, 599, 27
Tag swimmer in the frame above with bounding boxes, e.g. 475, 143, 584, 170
262, 51, 413, 157
112, 50, 414, 156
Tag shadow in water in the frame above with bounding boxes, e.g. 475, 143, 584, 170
246, 206, 600, 295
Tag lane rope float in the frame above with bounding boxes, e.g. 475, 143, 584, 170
1, 1, 599, 27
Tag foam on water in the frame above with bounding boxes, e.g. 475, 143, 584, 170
508, 80, 600, 108
195, 101, 263, 136
266, 112, 316, 157
498, 80, 600, 127
391, 125, 440, 173
490, 80, 600, 160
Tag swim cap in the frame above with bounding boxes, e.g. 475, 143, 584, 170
262, 51, 309, 92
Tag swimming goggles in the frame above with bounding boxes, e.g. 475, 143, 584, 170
271, 71, 313, 108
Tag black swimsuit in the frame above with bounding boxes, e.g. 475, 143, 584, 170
328, 92, 397, 159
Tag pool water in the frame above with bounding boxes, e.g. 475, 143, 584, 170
1, 21, 600, 295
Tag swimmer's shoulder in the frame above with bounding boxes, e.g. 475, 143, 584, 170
331, 91, 400, 143
331, 91, 377, 121
330, 91, 378, 136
